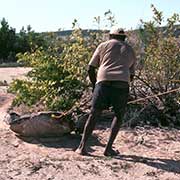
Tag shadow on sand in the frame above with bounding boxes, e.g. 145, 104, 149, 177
16, 133, 106, 153
114, 154, 180, 174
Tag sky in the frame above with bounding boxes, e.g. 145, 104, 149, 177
0, 0, 179, 32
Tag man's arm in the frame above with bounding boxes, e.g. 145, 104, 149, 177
88, 44, 101, 90
129, 47, 137, 82
87, 65, 96, 91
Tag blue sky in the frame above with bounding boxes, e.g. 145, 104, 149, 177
0, 0, 179, 32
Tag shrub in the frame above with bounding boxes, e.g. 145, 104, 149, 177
9, 27, 92, 110
132, 5, 180, 126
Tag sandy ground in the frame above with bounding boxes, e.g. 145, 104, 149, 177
0, 91, 180, 180
0, 67, 31, 84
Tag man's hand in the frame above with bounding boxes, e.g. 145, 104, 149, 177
88, 65, 97, 92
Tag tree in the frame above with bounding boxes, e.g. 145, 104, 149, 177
0, 18, 48, 63
0, 18, 16, 62
16, 25, 48, 54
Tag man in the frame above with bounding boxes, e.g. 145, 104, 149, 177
75, 27, 136, 156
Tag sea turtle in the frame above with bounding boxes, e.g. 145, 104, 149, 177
6, 111, 75, 137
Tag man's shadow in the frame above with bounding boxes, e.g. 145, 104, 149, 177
16, 132, 106, 153
115, 154, 180, 174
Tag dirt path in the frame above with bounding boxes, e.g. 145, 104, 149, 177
0, 92, 180, 180
0, 93, 14, 129
0, 67, 31, 84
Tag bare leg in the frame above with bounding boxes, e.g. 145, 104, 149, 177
75, 110, 101, 155
104, 116, 122, 156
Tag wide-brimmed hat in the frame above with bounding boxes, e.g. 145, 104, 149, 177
109, 27, 126, 36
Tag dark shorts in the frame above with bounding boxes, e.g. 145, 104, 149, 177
91, 81, 129, 117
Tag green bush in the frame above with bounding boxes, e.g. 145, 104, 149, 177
9, 27, 92, 110
134, 5, 180, 125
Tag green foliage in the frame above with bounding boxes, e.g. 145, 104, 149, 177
9, 25, 93, 110
0, 18, 47, 63
60, 22, 92, 82
137, 5, 180, 123
93, 9, 117, 29
17, 25, 47, 53
0, 18, 16, 62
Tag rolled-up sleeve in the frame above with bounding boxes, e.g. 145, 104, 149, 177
88, 45, 101, 67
